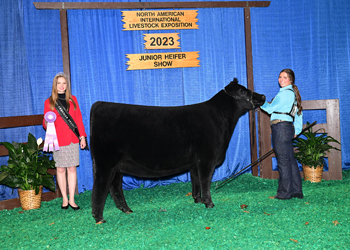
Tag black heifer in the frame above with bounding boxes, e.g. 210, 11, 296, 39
90, 78, 265, 223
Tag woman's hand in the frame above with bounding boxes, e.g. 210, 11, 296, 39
80, 136, 86, 149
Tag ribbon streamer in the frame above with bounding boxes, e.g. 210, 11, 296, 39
43, 111, 60, 152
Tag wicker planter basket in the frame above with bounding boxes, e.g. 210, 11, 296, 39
302, 165, 324, 183
18, 186, 43, 210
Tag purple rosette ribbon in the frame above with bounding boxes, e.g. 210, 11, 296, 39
43, 111, 60, 152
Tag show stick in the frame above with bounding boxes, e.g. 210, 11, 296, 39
215, 121, 317, 190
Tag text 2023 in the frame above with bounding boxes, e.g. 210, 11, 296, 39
150, 36, 175, 46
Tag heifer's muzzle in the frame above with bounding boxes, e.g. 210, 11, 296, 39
252, 92, 266, 109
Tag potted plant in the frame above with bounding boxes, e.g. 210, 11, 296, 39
293, 122, 341, 183
0, 133, 56, 210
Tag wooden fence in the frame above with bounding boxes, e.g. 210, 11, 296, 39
257, 99, 342, 180
0, 115, 63, 210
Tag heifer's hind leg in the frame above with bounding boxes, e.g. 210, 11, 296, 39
109, 172, 133, 214
92, 161, 115, 224
190, 168, 202, 203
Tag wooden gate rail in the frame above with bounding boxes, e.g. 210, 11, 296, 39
257, 99, 342, 180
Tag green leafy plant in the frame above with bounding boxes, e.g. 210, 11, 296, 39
293, 122, 341, 169
0, 133, 56, 194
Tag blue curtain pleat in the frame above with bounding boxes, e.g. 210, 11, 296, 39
1, 0, 350, 200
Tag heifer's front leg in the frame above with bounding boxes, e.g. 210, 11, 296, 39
190, 168, 202, 203
197, 164, 215, 208
109, 172, 133, 213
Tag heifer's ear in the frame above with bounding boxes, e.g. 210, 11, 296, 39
225, 78, 239, 94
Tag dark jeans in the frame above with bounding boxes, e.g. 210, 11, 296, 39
271, 121, 303, 199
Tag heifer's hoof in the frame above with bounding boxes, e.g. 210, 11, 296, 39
205, 203, 215, 208
194, 197, 202, 203
122, 208, 133, 214
96, 220, 106, 224
121, 207, 133, 214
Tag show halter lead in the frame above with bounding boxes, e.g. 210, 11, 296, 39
215, 121, 317, 190
43, 111, 60, 152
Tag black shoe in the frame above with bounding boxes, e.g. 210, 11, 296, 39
268, 195, 292, 200
61, 204, 69, 210
69, 203, 80, 211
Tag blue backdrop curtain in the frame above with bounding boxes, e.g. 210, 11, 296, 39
1, 0, 349, 200
251, 0, 350, 171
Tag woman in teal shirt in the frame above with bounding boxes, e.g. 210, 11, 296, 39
260, 69, 303, 199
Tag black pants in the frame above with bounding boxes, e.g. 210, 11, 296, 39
271, 121, 303, 199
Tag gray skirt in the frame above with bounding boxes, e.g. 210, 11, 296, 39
53, 143, 80, 168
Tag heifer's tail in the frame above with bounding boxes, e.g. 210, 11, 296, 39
215, 121, 317, 190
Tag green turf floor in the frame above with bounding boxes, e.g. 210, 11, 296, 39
1, 171, 350, 249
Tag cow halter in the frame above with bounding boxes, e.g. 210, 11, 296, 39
223, 88, 255, 109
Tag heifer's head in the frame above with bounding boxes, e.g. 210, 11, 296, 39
224, 78, 266, 109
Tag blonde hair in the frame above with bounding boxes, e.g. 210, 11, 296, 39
280, 69, 302, 115
49, 72, 77, 111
